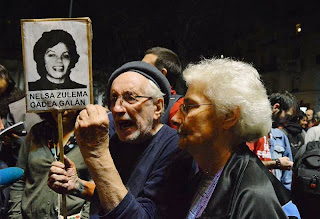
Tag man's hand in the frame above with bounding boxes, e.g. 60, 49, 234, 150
48, 156, 78, 194
75, 105, 127, 211
262, 157, 293, 170
48, 156, 96, 200
1, 133, 21, 148
278, 157, 293, 170
75, 105, 110, 159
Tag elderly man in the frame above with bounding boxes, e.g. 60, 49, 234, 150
48, 61, 195, 218
171, 58, 300, 218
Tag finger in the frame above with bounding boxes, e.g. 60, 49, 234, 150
2, 139, 11, 147
86, 104, 98, 117
64, 156, 75, 169
1, 140, 6, 146
11, 133, 21, 139
3, 135, 12, 141
75, 115, 81, 131
78, 108, 89, 120
51, 161, 65, 169
76, 110, 90, 129
49, 173, 69, 184
48, 175, 68, 191
49, 165, 67, 176
51, 181, 69, 191
97, 105, 109, 119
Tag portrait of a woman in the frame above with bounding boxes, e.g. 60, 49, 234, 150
28, 29, 87, 91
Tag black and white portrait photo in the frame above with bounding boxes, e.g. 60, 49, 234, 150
21, 18, 93, 112
28, 29, 87, 91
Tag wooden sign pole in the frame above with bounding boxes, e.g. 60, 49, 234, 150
58, 111, 67, 219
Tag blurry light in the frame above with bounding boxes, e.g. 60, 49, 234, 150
221, 55, 224, 58
296, 23, 302, 34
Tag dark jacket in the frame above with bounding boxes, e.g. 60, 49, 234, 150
98, 125, 197, 219
189, 145, 289, 219
282, 122, 304, 159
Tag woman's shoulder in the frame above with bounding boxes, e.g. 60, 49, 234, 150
28, 79, 45, 91
64, 80, 87, 89
28, 80, 38, 91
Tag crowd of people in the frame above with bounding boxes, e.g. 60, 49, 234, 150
1, 46, 320, 218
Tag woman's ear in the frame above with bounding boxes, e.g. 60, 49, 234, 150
153, 98, 164, 120
223, 107, 240, 130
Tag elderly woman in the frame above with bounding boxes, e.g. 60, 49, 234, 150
28, 29, 86, 91
172, 58, 300, 218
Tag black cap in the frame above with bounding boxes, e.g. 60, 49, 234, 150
105, 61, 171, 109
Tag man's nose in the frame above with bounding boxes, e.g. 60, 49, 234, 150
112, 98, 126, 113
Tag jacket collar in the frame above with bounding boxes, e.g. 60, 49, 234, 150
193, 143, 250, 218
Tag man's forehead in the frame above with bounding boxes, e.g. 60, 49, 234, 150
106, 61, 171, 108
111, 71, 149, 92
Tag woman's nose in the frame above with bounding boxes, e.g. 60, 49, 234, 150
56, 56, 63, 63
171, 108, 183, 128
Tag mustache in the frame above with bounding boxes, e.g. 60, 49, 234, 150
114, 113, 132, 121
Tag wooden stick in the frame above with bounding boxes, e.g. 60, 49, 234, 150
58, 111, 67, 219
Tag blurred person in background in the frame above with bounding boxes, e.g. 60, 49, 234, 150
306, 108, 315, 128
1, 64, 26, 218
142, 46, 184, 129
0, 64, 41, 218
248, 91, 295, 190
0, 64, 25, 167
281, 110, 305, 160
8, 110, 91, 219
304, 110, 320, 144
298, 110, 308, 138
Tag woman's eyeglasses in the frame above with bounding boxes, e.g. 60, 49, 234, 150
179, 103, 212, 115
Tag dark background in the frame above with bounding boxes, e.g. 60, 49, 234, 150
1, 0, 319, 97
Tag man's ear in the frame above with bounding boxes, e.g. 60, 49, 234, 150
223, 107, 240, 130
272, 103, 281, 114
154, 98, 164, 120
161, 68, 168, 77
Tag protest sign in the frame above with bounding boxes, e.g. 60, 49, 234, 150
21, 18, 93, 112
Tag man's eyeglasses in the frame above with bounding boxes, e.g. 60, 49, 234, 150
179, 103, 213, 115
110, 92, 152, 107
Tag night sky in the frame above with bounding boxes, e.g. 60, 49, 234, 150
1, 0, 317, 91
